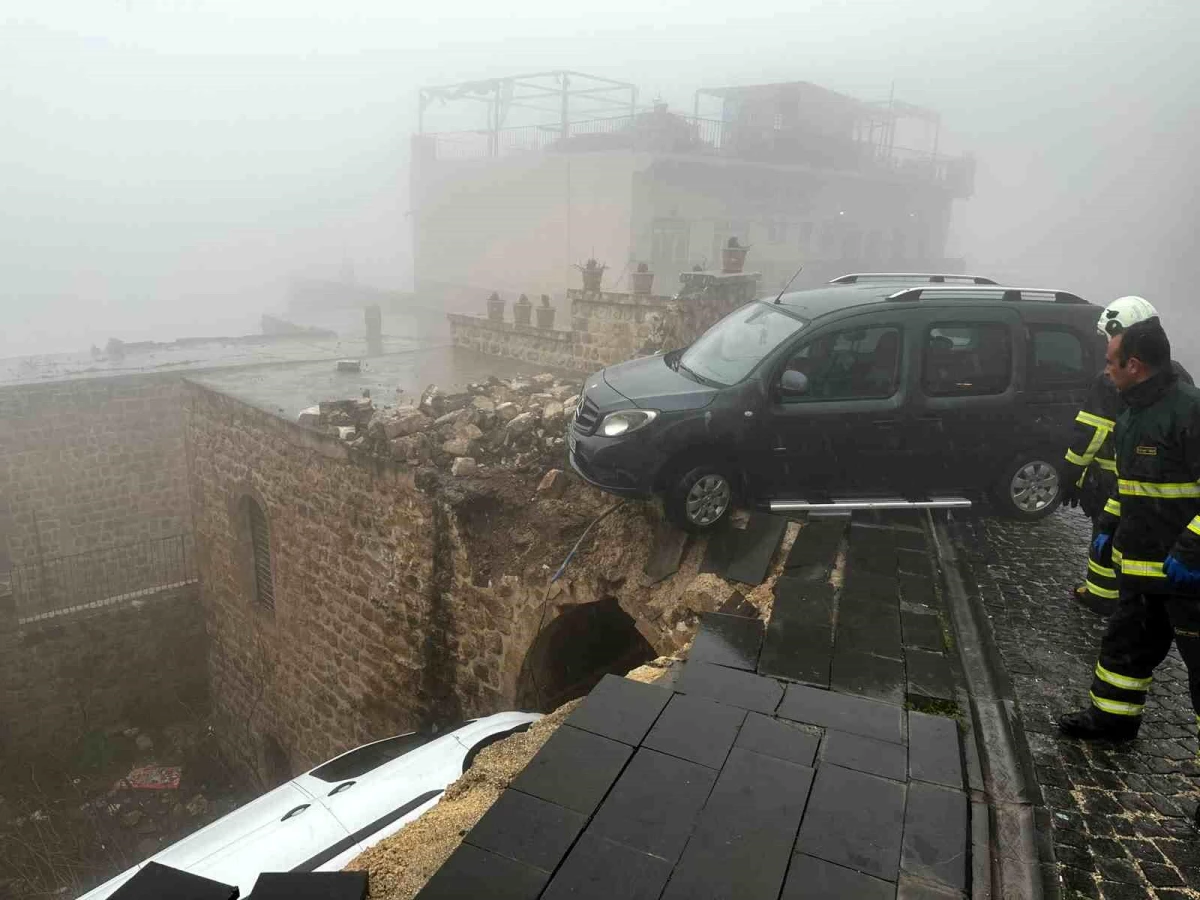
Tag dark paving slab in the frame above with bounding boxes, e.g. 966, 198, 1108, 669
785, 519, 846, 579
111, 862, 237, 900
902, 610, 945, 651
796, 763, 906, 882
908, 712, 963, 790
717, 590, 760, 618
588, 747, 717, 862
541, 831, 673, 900
901, 781, 968, 892
642, 693, 746, 770
511, 725, 632, 815
905, 648, 956, 703
772, 576, 836, 624
847, 523, 900, 576
662, 748, 814, 900
724, 513, 789, 585
760, 579, 835, 684
893, 526, 929, 552
465, 788, 586, 872
896, 873, 966, 898
778, 683, 904, 744
759, 623, 833, 686
643, 519, 690, 585
699, 518, 737, 575
249, 872, 368, 900
842, 570, 902, 605
688, 612, 764, 671
781, 854, 896, 900
900, 572, 939, 608
565, 673, 672, 746
831, 649, 906, 704
415, 843, 549, 900
677, 660, 783, 714
735, 711, 820, 767
823, 729, 907, 781
897, 546, 936, 580
836, 623, 903, 662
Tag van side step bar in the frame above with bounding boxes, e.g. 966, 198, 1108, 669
769, 497, 972, 513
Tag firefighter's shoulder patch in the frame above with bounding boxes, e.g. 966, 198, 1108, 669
1135, 445, 1158, 456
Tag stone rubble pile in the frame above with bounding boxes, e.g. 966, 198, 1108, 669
297, 373, 581, 475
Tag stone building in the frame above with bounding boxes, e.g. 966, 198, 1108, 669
412, 72, 974, 311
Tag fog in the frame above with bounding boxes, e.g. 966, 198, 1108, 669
2, 0, 1197, 367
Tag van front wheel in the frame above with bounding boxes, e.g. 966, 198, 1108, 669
993, 453, 1062, 521
665, 465, 734, 532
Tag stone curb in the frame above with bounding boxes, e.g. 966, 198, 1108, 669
925, 511, 1056, 900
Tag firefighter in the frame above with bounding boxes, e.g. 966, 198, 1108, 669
1059, 297, 1193, 615
1058, 317, 1200, 759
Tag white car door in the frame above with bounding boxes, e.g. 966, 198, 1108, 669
295, 732, 464, 847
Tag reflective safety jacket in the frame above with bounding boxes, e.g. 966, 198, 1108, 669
1065, 362, 1194, 519
1096, 369, 1200, 589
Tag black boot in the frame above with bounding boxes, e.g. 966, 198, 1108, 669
1057, 708, 1140, 741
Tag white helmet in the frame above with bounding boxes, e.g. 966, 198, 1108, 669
1097, 296, 1158, 338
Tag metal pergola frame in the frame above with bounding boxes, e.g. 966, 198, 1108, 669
417, 70, 639, 151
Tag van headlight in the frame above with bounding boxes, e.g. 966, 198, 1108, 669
600, 409, 658, 437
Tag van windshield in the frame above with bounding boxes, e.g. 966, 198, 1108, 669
679, 302, 806, 386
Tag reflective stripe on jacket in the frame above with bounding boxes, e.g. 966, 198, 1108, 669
1096, 369, 1200, 587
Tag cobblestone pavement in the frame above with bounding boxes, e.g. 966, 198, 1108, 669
956, 507, 1200, 900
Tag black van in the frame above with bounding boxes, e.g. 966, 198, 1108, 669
567, 274, 1103, 531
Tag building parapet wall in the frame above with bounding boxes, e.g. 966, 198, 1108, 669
448, 271, 761, 373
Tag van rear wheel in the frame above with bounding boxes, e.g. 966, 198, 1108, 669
993, 453, 1062, 521
666, 465, 734, 533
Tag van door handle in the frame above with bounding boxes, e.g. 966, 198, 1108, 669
329, 781, 356, 796
281, 804, 311, 821
872, 420, 896, 428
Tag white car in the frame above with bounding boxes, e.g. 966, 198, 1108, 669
78, 712, 541, 899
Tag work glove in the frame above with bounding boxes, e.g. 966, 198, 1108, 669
1092, 533, 1114, 568
1164, 556, 1200, 589
1060, 477, 1081, 509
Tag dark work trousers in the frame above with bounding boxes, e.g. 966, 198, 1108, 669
1082, 519, 1119, 611
1088, 586, 1200, 729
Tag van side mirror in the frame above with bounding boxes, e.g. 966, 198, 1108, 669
780, 370, 809, 397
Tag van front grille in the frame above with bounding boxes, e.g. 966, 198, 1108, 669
574, 392, 601, 434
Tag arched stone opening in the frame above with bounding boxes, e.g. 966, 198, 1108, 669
515, 598, 655, 712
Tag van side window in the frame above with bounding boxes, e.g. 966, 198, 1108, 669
782, 326, 902, 401
1028, 327, 1087, 387
922, 323, 1011, 396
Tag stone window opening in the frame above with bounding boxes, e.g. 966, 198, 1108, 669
244, 496, 275, 612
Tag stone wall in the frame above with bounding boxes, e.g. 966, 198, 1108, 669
183, 381, 446, 783
0, 375, 190, 565
0, 581, 207, 758
447, 271, 761, 373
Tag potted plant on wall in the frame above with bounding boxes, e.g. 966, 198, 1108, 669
630, 261, 654, 295
536, 294, 556, 329
486, 291, 505, 322
574, 258, 607, 292
513, 293, 533, 326
721, 236, 749, 274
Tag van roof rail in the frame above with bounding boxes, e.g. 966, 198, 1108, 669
885, 285, 1088, 304
830, 273, 998, 285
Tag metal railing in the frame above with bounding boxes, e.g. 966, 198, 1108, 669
424, 114, 970, 193
5, 534, 198, 623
